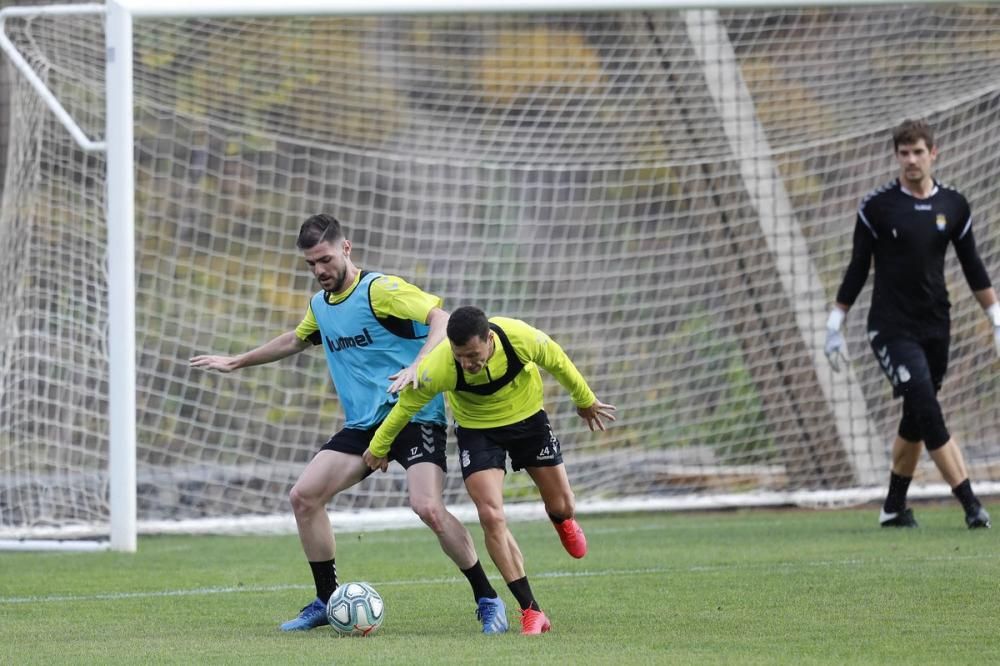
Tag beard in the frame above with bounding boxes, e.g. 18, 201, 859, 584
320, 268, 347, 293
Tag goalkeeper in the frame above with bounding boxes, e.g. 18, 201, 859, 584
363, 305, 616, 635
190, 214, 508, 634
825, 119, 996, 530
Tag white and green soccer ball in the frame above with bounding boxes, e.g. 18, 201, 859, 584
325, 582, 385, 637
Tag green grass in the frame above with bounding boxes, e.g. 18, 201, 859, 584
1, 503, 997, 665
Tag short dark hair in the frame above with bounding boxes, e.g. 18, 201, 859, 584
296, 214, 345, 249
447, 306, 490, 345
892, 119, 935, 151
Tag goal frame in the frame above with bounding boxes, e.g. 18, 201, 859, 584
0, 0, 985, 552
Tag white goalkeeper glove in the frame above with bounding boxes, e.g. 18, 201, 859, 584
987, 303, 1000, 358
824, 307, 847, 373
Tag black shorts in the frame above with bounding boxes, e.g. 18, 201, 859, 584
321, 421, 448, 472
868, 330, 949, 399
455, 410, 563, 480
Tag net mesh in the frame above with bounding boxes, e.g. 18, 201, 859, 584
2, 5, 1000, 537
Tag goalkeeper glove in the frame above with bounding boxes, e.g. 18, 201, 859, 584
824, 307, 847, 372
987, 303, 1000, 358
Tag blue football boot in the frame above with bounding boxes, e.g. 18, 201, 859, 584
476, 596, 509, 635
279, 598, 329, 631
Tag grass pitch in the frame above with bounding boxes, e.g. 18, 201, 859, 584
1, 503, 997, 665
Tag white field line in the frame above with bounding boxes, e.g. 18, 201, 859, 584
2, 553, 998, 605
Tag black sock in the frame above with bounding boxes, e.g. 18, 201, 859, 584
309, 559, 337, 603
461, 560, 497, 602
883, 471, 912, 514
547, 512, 566, 525
951, 479, 981, 515
507, 576, 540, 612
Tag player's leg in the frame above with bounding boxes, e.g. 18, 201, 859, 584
880, 433, 923, 527
870, 333, 924, 527
509, 410, 587, 558
463, 468, 523, 582
464, 466, 549, 635
291, 450, 368, 560
525, 464, 587, 558
407, 463, 505, 616
459, 422, 550, 635
918, 336, 990, 528
891, 433, 923, 478
397, 422, 506, 634
926, 439, 990, 527
281, 436, 370, 631
927, 438, 967, 487
393, 423, 478, 568
406, 461, 478, 567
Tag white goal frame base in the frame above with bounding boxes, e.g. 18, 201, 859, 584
7, 482, 998, 550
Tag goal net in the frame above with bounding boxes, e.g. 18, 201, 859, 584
3, 1, 1000, 544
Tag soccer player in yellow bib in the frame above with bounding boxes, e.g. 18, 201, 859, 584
363, 305, 617, 635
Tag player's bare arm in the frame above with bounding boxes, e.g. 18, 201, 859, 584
189, 330, 310, 372
972, 287, 1000, 357
387, 307, 449, 393
576, 399, 617, 432
972, 286, 998, 311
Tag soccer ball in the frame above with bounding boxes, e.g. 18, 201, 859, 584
325, 582, 385, 637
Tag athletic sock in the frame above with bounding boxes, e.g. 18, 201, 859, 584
507, 576, 540, 611
883, 471, 913, 514
461, 560, 497, 601
309, 559, 338, 603
547, 512, 566, 525
951, 478, 981, 515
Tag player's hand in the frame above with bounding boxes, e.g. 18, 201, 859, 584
577, 399, 617, 432
362, 448, 389, 473
824, 329, 846, 372
824, 307, 848, 372
387, 364, 419, 394
985, 303, 1000, 359
189, 354, 238, 373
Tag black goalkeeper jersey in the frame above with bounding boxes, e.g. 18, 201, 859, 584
835, 178, 991, 337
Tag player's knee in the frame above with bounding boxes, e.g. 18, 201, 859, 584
900, 387, 948, 451
897, 415, 921, 443
923, 430, 951, 451
544, 494, 576, 520
288, 484, 321, 517
475, 503, 507, 533
410, 497, 445, 530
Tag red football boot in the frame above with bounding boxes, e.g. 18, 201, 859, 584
554, 517, 587, 558
519, 608, 552, 635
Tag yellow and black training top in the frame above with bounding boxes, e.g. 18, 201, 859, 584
369, 316, 595, 457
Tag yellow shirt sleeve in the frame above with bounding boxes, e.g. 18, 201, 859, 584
294, 304, 319, 342
500, 318, 596, 409
369, 274, 443, 323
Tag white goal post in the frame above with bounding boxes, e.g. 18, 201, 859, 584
2, 0, 1000, 551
